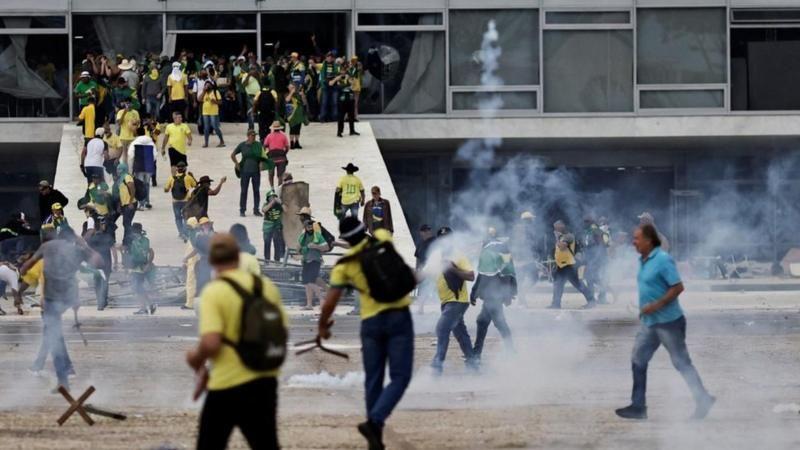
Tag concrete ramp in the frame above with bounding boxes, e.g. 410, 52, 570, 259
55, 122, 414, 266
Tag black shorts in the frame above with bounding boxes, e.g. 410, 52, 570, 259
168, 148, 187, 167
301, 260, 321, 284
289, 123, 302, 135
170, 99, 187, 115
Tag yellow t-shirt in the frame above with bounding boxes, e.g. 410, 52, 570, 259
337, 174, 363, 206
165, 123, 192, 154
78, 104, 95, 139
119, 174, 135, 207
329, 230, 412, 320
115, 108, 140, 141
21, 260, 44, 293
198, 269, 287, 391
239, 252, 261, 276
554, 235, 576, 268
164, 173, 197, 202
167, 74, 188, 101
202, 90, 221, 116
104, 133, 123, 159
437, 256, 472, 303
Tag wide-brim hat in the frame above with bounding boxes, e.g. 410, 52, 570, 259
270, 121, 283, 130
198, 175, 213, 184
118, 59, 134, 70
342, 163, 359, 172
296, 206, 312, 216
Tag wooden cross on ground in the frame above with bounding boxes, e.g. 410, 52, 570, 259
57, 385, 95, 426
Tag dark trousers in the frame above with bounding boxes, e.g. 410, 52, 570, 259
473, 298, 513, 357
361, 308, 414, 426
121, 204, 136, 246
258, 114, 275, 142
320, 88, 338, 122
630, 316, 710, 408
432, 302, 474, 369
197, 377, 279, 450
551, 265, 594, 307
240, 171, 261, 214
172, 201, 186, 237
42, 301, 71, 387
84, 166, 104, 184
263, 228, 285, 262
337, 98, 355, 135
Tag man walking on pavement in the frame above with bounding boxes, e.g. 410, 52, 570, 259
550, 220, 595, 309
164, 161, 197, 240
615, 224, 715, 420
231, 129, 265, 217
335, 163, 365, 221
318, 217, 414, 450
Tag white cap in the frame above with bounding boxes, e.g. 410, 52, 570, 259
80, 71, 90, 77
95, 127, 105, 137
172, 61, 181, 67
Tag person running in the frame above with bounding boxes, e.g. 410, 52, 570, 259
615, 224, 715, 420
164, 161, 197, 240
201, 80, 225, 148
113, 162, 137, 247
431, 226, 478, 374
161, 111, 193, 175
284, 83, 307, 149
128, 223, 156, 315
298, 219, 329, 310
471, 228, 516, 360
186, 233, 287, 450
261, 189, 285, 263
80, 127, 108, 183
20, 227, 101, 391
264, 121, 289, 189
549, 220, 595, 309
318, 217, 414, 450
81, 205, 113, 311
231, 129, 265, 217
335, 163, 365, 221
182, 217, 200, 310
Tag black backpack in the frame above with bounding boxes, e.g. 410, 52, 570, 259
133, 178, 147, 202
171, 175, 188, 200
340, 237, 417, 303
220, 275, 287, 371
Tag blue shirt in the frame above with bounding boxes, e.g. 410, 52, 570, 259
637, 247, 684, 326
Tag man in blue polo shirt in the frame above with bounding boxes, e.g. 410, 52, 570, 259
615, 224, 715, 420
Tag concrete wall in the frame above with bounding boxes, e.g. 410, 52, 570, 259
0, 122, 67, 144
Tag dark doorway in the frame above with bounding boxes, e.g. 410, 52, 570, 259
260, 13, 348, 58
174, 34, 257, 60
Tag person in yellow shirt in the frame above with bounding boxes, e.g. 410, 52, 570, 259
550, 220, 595, 309
115, 101, 140, 162
161, 111, 193, 175
201, 81, 225, 148
78, 97, 96, 144
431, 226, 478, 374
335, 163, 365, 220
114, 162, 137, 246
186, 233, 286, 449
318, 217, 413, 450
167, 61, 188, 116
103, 126, 123, 172
164, 161, 198, 239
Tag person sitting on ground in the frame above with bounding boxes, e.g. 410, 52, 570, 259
128, 223, 156, 315
363, 186, 393, 235
186, 233, 286, 450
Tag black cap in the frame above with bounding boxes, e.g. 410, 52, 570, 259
419, 224, 432, 232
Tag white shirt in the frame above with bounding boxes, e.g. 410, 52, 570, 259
127, 135, 158, 168
85, 137, 106, 168
0, 264, 19, 292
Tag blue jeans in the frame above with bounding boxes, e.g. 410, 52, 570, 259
240, 171, 261, 214
473, 298, 513, 357
361, 307, 414, 426
551, 265, 594, 307
630, 316, 709, 408
134, 172, 151, 207
172, 201, 186, 237
202, 114, 224, 145
84, 166, 105, 184
145, 95, 160, 118
433, 302, 475, 369
42, 300, 71, 387
320, 88, 339, 122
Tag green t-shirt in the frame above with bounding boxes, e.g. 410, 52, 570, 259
75, 80, 98, 106
234, 141, 264, 174
262, 203, 283, 232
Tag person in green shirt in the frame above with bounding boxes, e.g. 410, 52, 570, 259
261, 189, 285, 262
74, 71, 98, 109
230, 129, 265, 217
283, 84, 308, 149
298, 219, 329, 310
331, 66, 359, 138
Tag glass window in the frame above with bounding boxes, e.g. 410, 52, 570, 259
0, 34, 69, 117
0, 16, 66, 29
637, 8, 726, 84
452, 91, 537, 111
72, 14, 163, 66
731, 28, 800, 110
261, 13, 349, 58
449, 9, 539, 86
167, 14, 256, 30
358, 13, 443, 27
546, 11, 630, 25
543, 30, 633, 113
640, 90, 724, 109
356, 31, 446, 114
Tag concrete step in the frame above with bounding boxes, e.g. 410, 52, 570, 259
55, 121, 413, 267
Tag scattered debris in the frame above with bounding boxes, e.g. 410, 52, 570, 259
57, 385, 96, 426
